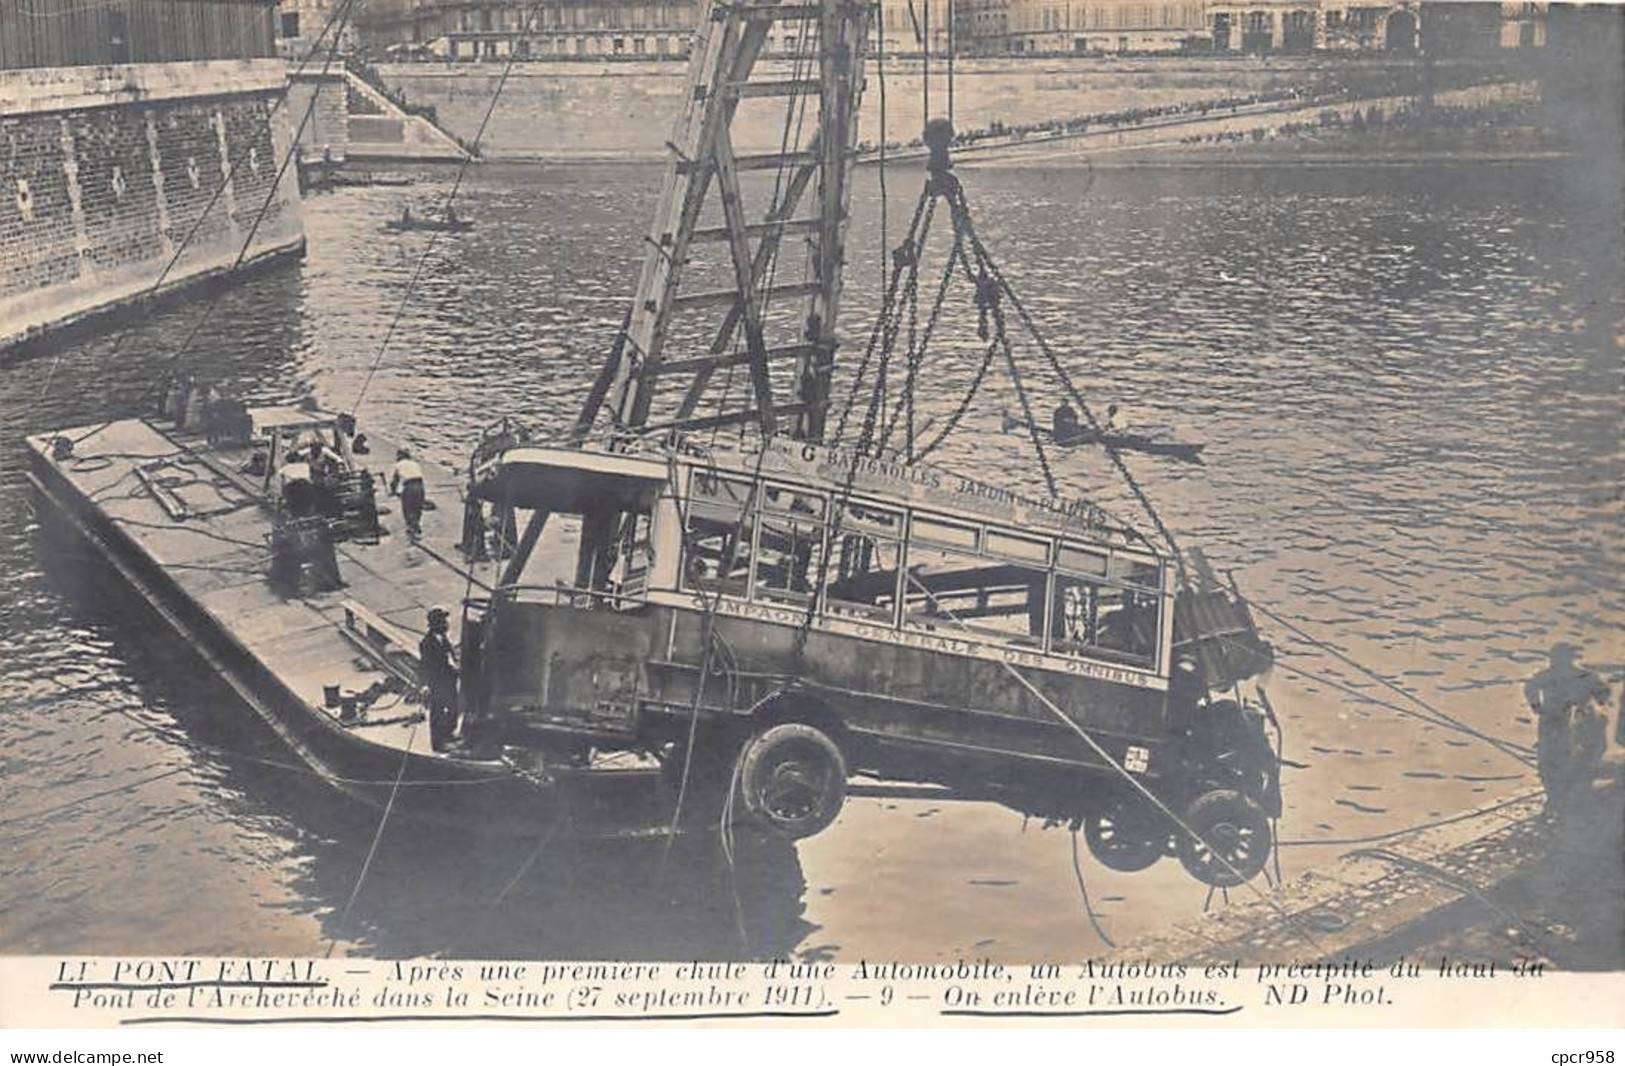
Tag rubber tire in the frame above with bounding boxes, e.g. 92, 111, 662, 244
738, 722, 847, 840
1176, 788, 1272, 888
1083, 804, 1167, 872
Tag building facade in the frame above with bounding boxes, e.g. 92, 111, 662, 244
0, 0, 305, 351
275, 0, 360, 59
357, 0, 702, 59
1005, 0, 1206, 54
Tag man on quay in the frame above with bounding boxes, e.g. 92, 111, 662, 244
1523, 641, 1610, 814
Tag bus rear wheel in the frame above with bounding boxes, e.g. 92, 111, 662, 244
738, 722, 847, 839
1084, 801, 1168, 872
1176, 788, 1271, 888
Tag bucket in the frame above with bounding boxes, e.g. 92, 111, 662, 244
323, 684, 342, 708
340, 695, 359, 722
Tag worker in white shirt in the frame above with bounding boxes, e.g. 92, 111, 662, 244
390, 447, 427, 540
1104, 403, 1130, 436
278, 451, 315, 517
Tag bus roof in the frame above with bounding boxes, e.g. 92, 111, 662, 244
475, 427, 1155, 555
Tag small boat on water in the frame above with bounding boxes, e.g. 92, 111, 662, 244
1001, 411, 1206, 463
383, 212, 474, 234
333, 172, 415, 188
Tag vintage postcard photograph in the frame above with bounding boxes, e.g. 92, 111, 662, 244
0, 0, 1620, 1040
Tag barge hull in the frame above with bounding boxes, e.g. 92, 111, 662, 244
26, 417, 673, 836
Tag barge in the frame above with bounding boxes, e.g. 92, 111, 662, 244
25, 410, 676, 837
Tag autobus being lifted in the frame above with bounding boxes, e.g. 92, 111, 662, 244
458, 426, 1281, 887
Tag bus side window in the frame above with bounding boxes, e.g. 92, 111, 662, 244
682, 474, 754, 597
823, 502, 904, 624
1052, 574, 1159, 666
901, 544, 1047, 647
611, 509, 652, 602
754, 511, 824, 605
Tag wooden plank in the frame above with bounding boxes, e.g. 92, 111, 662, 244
672, 280, 820, 311
654, 343, 815, 376
725, 78, 822, 98
644, 402, 809, 435
709, 126, 777, 435
689, 217, 821, 243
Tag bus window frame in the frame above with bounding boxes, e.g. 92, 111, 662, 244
751, 480, 830, 608
824, 498, 906, 627
680, 470, 757, 598
1049, 540, 1167, 669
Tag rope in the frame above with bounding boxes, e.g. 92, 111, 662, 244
1276, 791, 1540, 847
1258, 650, 1533, 765
1346, 846, 1560, 950
0, 767, 188, 829
1068, 829, 1117, 948
830, 184, 934, 447
36, 0, 359, 402
491, 818, 563, 905
1247, 597, 1536, 766
941, 179, 1184, 580
877, 18, 889, 309
139, 0, 361, 400
896, 565, 1322, 946
325, 721, 417, 958
348, 0, 557, 421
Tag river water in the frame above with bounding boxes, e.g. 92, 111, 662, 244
1, 155, 1619, 961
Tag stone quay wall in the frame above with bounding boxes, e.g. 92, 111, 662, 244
374, 55, 1429, 161
0, 59, 306, 352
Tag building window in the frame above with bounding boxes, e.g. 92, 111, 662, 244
108, 9, 130, 62
279, 11, 300, 37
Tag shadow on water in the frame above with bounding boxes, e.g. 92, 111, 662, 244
293, 820, 814, 961
27, 514, 815, 961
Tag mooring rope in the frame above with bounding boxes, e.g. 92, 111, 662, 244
1068, 829, 1117, 949
325, 720, 417, 958
1246, 597, 1537, 766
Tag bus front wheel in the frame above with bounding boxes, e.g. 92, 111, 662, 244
1175, 788, 1272, 888
738, 722, 847, 839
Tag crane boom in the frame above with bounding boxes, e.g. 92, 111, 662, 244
576, 0, 872, 444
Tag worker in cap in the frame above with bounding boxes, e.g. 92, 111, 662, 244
1523, 641, 1610, 815
420, 606, 460, 752
390, 447, 427, 540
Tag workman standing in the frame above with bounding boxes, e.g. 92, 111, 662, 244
420, 607, 460, 753
390, 447, 427, 540
1523, 642, 1610, 814
1052, 401, 1080, 443
277, 450, 315, 517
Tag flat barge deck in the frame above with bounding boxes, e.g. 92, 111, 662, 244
25, 413, 675, 836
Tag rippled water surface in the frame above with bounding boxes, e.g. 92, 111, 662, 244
1, 157, 1619, 960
